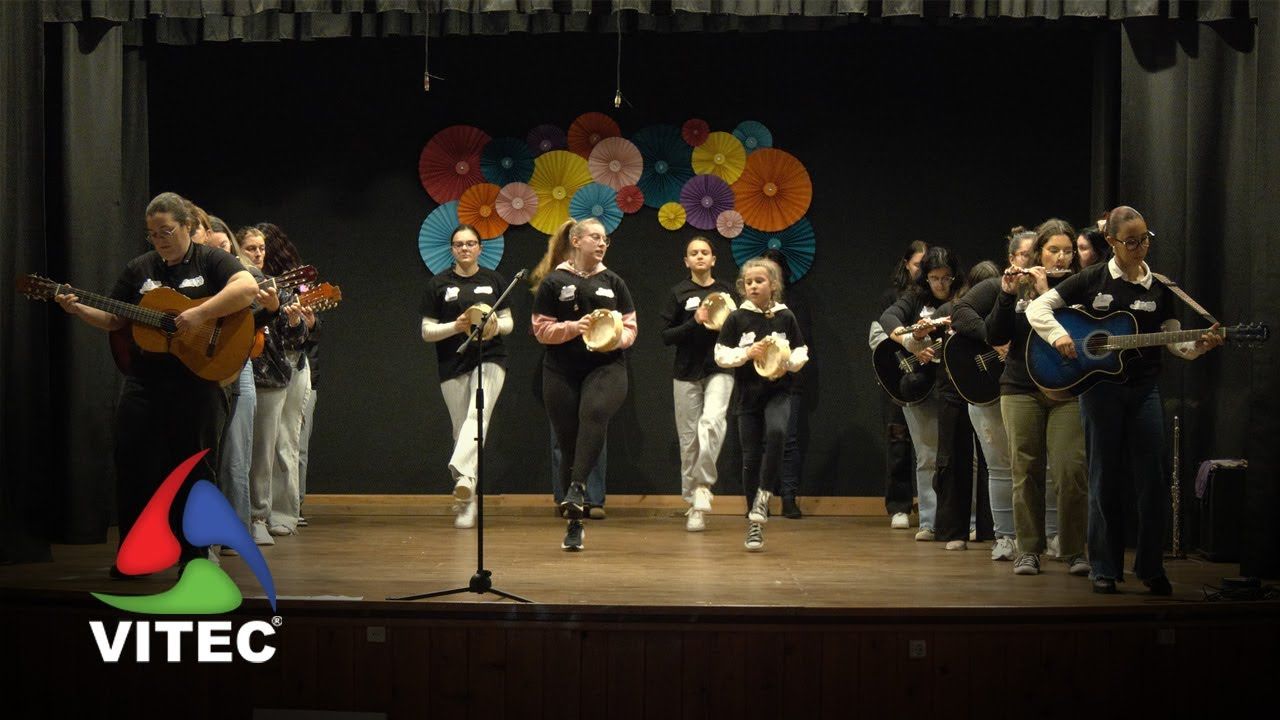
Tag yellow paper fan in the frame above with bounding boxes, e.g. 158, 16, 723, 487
528, 150, 593, 234
658, 202, 687, 231
691, 131, 746, 184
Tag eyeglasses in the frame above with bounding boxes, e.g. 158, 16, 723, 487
585, 232, 610, 246
1044, 247, 1075, 257
1114, 230, 1155, 250
451, 240, 479, 249
927, 275, 953, 285
146, 226, 177, 242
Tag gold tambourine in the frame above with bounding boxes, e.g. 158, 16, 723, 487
464, 303, 499, 341
753, 336, 791, 380
582, 308, 623, 352
700, 292, 737, 331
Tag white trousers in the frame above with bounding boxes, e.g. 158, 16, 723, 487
250, 357, 311, 531
440, 362, 506, 490
673, 373, 734, 502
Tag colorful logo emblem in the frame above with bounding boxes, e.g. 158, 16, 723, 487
92, 450, 277, 614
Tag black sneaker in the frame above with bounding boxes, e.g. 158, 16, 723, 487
1143, 576, 1173, 596
560, 483, 585, 519
781, 497, 802, 519
744, 522, 765, 551
1092, 577, 1118, 594
561, 520, 584, 551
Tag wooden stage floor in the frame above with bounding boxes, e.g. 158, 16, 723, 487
0, 506, 1256, 614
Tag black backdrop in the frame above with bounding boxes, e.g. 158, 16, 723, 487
145, 25, 1095, 496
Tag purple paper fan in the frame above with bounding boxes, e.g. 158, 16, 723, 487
527, 124, 567, 156
678, 174, 736, 231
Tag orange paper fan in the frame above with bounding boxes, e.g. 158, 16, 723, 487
731, 148, 812, 233
457, 183, 509, 240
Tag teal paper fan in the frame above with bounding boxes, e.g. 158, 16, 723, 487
481, 137, 535, 186
732, 120, 773, 155
632, 124, 694, 209
569, 183, 623, 234
732, 217, 815, 282
418, 201, 505, 274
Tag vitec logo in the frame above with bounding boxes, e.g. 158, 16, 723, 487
89, 450, 280, 663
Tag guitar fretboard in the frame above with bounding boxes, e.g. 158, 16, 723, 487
57, 286, 168, 328
1103, 328, 1219, 350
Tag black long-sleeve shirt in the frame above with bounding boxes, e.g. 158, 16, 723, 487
660, 278, 735, 381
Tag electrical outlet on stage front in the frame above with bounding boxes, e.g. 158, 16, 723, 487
908, 639, 927, 659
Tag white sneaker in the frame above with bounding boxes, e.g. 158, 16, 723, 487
251, 522, 275, 546
945, 540, 967, 551
268, 524, 295, 537
1066, 554, 1091, 576
453, 476, 476, 502
890, 512, 910, 529
1046, 535, 1061, 558
685, 508, 706, 532
991, 537, 1016, 561
914, 527, 935, 542
969, 528, 978, 542
455, 501, 477, 529
692, 486, 713, 513
748, 489, 772, 524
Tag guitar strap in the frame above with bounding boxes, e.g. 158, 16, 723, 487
1151, 272, 1219, 326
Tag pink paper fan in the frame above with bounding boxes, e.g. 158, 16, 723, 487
716, 210, 744, 239
496, 182, 539, 226
616, 185, 644, 214
679, 174, 735, 231
682, 119, 710, 147
588, 137, 643, 190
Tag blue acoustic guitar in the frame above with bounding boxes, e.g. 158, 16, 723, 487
1027, 307, 1269, 396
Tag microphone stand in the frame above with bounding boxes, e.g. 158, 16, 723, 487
388, 269, 532, 603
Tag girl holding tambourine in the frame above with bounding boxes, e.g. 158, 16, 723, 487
530, 217, 637, 552
714, 257, 808, 552
420, 224, 514, 530
660, 237, 736, 532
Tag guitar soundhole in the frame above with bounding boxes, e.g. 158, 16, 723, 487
1083, 332, 1109, 359
160, 315, 178, 335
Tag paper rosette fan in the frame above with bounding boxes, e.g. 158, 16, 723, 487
569, 183, 623, 234
691, 131, 747, 185
588, 137, 643, 190
496, 182, 538, 226
528, 150, 592, 234
526, 124, 567, 156
732, 218, 816, 282
481, 137, 534, 187
679, 174, 735, 231
568, 112, 622, 159
419, 125, 491, 204
732, 148, 813, 233
616, 185, 644, 214
632, 124, 695, 209
419, 201, 506, 274
732, 120, 773, 155
658, 202, 687, 231
716, 210, 744, 238
458, 183, 509, 239
682, 118, 710, 147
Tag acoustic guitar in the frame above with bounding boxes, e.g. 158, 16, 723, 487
942, 334, 1004, 406
1026, 307, 1270, 396
872, 337, 942, 406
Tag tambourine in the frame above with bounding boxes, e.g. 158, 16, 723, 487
753, 336, 791, 380
700, 292, 737, 331
464, 303, 499, 341
583, 308, 623, 352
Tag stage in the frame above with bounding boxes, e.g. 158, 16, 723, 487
3, 497, 1278, 718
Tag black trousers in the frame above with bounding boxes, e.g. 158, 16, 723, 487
543, 360, 628, 495
115, 371, 227, 563
933, 394, 977, 543
780, 392, 804, 499
739, 392, 793, 509
883, 396, 915, 515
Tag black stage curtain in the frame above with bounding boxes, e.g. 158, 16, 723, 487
1117, 7, 1280, 575
39, 0, 1257, 44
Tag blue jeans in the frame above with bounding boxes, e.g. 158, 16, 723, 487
219, 363, 255, 529
550, 428, 606, 507
1079, 380, 1166, 582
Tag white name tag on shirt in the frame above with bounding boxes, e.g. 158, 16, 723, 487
1092, 293, 1113, 310
139, 279, 163, 293
1129, 299, 1156, 312
178, 276, 205, 289
685, 296, 701, 311
474, 286, 493, 295
595, 287, 615, 298
738, 331, 756, 347
444, 286, 460, 302
920, 306, 936, 319
1015, 299, 1030, 314
559, 285, 577, 301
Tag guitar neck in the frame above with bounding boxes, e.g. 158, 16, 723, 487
1106, 328, 1215, 350
65, 288, 166, 329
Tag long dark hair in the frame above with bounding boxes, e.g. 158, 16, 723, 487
890, 240, 928, 292
912, 246, 963, 303
1078, 227, 1110, 266
257, 222, 303, 276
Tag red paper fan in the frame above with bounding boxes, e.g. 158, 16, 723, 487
616, 185, 644, 214
419, 125, 491, 204
567, 112, 621, 159
682, 118, 710, 147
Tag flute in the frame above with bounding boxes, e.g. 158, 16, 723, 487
1003, 266, 1073, 277
891, 315, 951, 337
